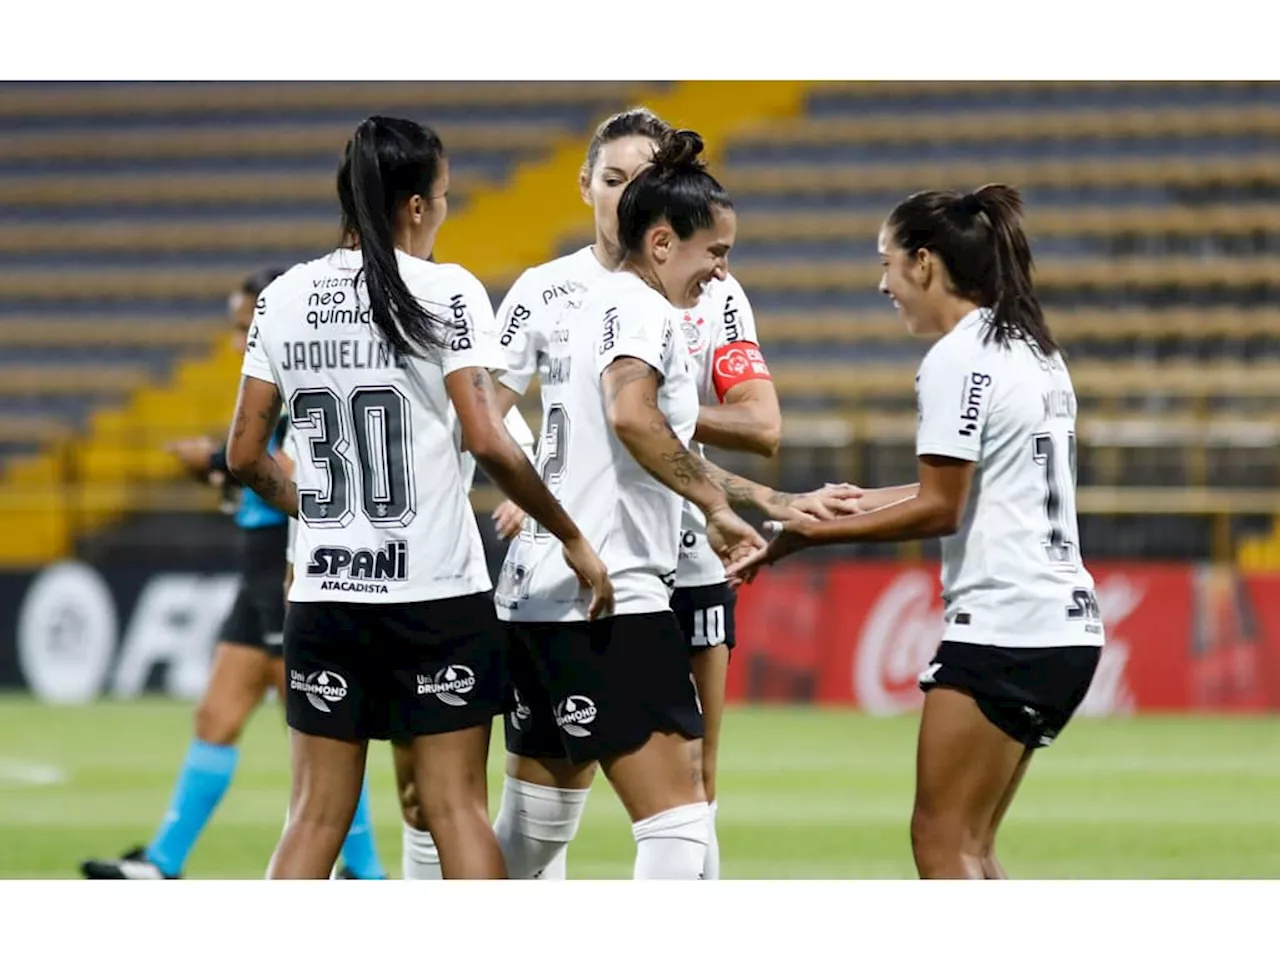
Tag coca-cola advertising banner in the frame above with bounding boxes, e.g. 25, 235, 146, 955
727, 562, 1280, 714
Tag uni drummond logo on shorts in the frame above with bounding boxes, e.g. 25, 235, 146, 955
417, 665, 476, 707
555, 696, 598, 738
510, 687, 532, 731
291, 669, 348, 713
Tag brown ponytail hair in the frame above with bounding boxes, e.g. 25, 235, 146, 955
887, 183, 1058, 355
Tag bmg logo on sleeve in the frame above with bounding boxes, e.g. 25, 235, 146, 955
598, 306, 619, 355
958, 371, 992, 437
448, 294, 473, 351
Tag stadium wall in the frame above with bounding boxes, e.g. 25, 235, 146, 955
2, 554, 1278, 714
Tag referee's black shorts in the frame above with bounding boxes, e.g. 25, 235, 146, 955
219, 524, 289, 658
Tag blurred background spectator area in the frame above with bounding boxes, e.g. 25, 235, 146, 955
0, 80, 1278, 569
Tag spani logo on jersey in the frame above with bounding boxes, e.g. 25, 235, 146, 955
958, 371, 992, 437
417, 665, 476, 706
307, 540, 408, 594
554, 695, 598, 738
291, 669, 349, 713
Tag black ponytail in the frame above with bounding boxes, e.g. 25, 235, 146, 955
888, 183, 1059, 356
337, 115, 447, 357
616, 129, 733, 256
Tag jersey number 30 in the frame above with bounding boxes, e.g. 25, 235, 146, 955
291, 386, 415, 528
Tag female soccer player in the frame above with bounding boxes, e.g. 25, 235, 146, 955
80, 267, 385, 882
397, 107, 824, 882
727, 184, 1105, 880
487, 128, 854, 880
226, 114, 612, 880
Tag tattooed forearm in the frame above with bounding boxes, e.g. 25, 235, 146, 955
239, 456, 298, 518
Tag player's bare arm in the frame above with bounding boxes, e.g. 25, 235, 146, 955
851, 483, 920, 513
226, 376, 298, 518
727, 457, 973, 582
692, 377, 782, 458
603, 358, 855, 522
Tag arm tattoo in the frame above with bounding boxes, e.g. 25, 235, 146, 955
603, 358, 659, 410
607, 355, 777, 510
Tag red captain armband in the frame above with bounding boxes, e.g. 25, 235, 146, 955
711, 341, 771, 402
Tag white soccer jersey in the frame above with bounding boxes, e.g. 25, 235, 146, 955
916, 308, 1104, 649
494, 267, 700, 622
241, 247, 505, 604
672, 274, 771, 588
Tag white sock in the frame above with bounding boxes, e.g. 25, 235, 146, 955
401, 822, 443, 880
493, 776, 589, 880
632, 802, 710, 880
539, 843, 568, 880
703, 800, 720, 880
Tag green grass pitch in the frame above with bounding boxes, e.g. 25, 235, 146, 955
1, 695, 1277, 879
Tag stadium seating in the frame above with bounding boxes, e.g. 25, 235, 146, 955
0, 81, 664, 475
3, 80, 1280, 564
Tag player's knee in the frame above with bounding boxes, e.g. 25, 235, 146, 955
194, 698, 245, 746
910, 804, 955, 859
494, 776, 589, 879
419, 783, 488, 832
399, 778, 427, 831
911, 803, 987, 870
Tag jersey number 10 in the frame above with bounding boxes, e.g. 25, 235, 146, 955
291, 386, 415, 528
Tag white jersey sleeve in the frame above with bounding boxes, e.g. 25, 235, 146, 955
241, 282, 284, 386
595, 296, 669, 377
431, 266, 507, 378
915, 334, 990, 463
494, 269, 547, 396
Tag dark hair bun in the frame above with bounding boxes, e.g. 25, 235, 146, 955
651, 129, 706, 174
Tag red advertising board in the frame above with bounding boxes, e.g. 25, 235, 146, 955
727, 562, 1280, 714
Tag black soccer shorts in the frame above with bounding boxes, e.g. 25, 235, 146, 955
919, 640, 1102, 749
503, 611, 705, 764
284, 591, 505, 743
672, 582, 737, 653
